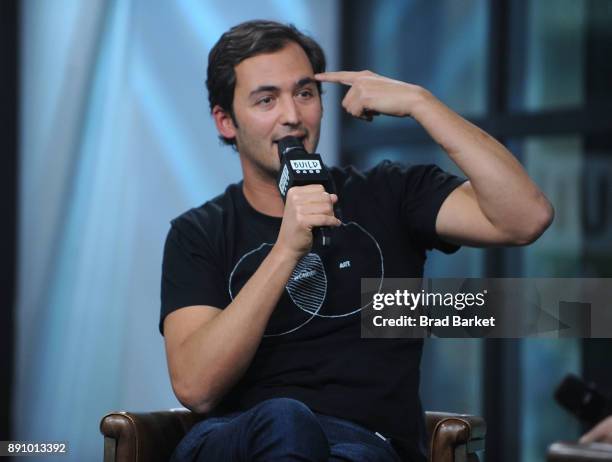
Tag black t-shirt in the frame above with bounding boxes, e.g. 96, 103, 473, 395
160, 160, 465, 461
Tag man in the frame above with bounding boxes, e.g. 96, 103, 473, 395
160, 20, 553, 462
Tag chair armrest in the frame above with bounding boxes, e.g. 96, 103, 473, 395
100, 409, 200, 462
426, 411, 486, 462
547, 441, 612, 461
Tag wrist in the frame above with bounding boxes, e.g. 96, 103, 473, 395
270, 242, 303, 265
404, 85, 434, 118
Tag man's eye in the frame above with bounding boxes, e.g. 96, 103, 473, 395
257, 96, 274, 106
297, 90, 314, 99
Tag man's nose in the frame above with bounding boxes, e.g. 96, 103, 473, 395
279, 96, 300, 126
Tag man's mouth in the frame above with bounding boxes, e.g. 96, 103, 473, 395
273, 134, 307, 145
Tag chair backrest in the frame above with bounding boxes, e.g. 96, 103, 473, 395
100, 409, 199, 462
426, 411, 485, 462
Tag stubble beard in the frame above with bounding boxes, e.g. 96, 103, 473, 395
237, 141, 281, 182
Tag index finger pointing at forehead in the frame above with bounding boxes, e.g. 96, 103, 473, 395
314, 71, 358, 86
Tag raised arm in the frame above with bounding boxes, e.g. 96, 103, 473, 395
163, 185, 340, 413
315, 70, 554, 247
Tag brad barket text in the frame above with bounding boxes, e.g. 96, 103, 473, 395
372, 315, 496, 328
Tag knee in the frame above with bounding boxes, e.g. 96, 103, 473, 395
254, 398, 313, 420
249, 398, 329, 459
253, 398, 320, 431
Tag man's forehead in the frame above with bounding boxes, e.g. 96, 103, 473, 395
234, 42, 315, 90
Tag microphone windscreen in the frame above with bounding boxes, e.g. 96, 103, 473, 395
277, 136, 306, 159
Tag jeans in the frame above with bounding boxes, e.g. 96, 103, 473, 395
170, 397, 403, 462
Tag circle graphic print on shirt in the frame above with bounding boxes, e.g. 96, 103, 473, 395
228, 222, 384, 337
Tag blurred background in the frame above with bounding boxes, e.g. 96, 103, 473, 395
1, 0, 611, 460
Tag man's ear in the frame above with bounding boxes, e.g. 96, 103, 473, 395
212, 105, 237, 141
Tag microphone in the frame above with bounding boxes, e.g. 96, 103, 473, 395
554, 374, 612, 426
276, 136, 335, 247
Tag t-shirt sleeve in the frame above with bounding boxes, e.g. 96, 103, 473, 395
371, 160, 467, 253
159, 218, 230, 335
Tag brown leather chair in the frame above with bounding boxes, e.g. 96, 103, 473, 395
100, 408, 485, 462
547, 441, 612, 461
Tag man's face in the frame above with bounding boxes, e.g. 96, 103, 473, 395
230, 41, 322, 178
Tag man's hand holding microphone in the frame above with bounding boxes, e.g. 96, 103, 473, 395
275, 184, 340, 260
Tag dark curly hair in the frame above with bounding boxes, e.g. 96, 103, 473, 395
206, 20, 326, 146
